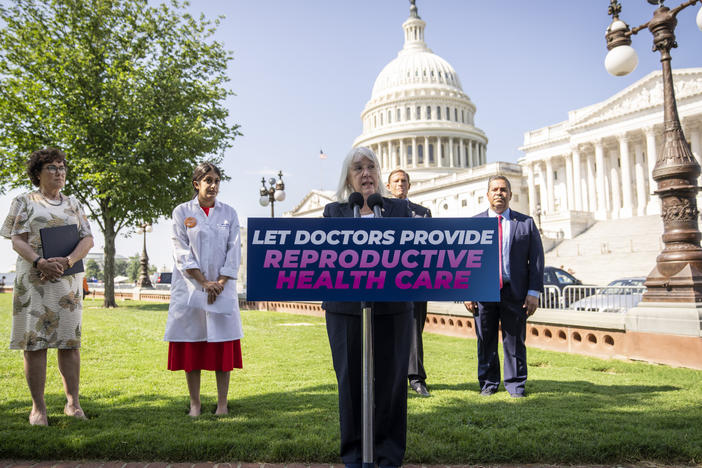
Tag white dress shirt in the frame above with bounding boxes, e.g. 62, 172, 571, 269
487, 208, 539, 298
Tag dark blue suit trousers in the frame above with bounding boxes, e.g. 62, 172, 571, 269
475, 286, 528, 395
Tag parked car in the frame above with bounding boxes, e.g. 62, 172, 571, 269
544, 266, 581, 291
569, 277, 646, 313
156, 272, 172, 284
541, 266, 595, 308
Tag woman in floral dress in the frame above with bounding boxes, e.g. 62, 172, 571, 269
1, 148, 94, 426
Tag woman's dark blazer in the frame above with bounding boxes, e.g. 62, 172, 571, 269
322, 196, 413, 316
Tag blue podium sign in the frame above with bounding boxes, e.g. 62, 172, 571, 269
246, 217, 499, 302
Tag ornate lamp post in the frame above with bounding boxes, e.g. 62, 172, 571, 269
259, 170, 286, 218
137, 222, 153, 288
604, 0, 702, 303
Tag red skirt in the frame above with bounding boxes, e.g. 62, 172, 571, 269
167, 340, 242, 372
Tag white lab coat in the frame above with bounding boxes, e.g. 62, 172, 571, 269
163, 198, 243, 342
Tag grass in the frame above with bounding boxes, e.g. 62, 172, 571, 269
0, 294, 701, 464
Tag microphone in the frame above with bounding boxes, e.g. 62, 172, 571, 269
367, 193, 384, 218
349, 192, 364, 218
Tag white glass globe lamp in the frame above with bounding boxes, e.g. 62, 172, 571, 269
259, 196, 270, 207
605, 44, 638, 76
274, 190, 286, 202
605, 19, 638, 77
137, 223, 152, 234
696, 5, 702, 31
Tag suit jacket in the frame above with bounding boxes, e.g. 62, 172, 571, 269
322, 196, 413, 316
407, 200, 431, 218
475, 208, 544, 302
323, 196, 411, 219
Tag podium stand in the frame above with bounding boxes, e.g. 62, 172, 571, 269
362, 301, 374, 468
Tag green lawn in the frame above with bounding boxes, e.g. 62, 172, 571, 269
0, 294, 700, 464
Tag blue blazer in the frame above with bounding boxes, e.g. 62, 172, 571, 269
407, 200, 431, 218
475, 209, 545, 302
322, 196, 412, 219
321, 197, 413, 316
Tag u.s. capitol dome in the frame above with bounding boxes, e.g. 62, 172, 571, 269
353, 1, 488, 181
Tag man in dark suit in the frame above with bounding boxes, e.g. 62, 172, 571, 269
465, 175, 544, 398
386, 168, 432, 398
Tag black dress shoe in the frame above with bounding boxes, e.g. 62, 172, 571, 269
480, 387, 497, 396
410, 381, 431, 397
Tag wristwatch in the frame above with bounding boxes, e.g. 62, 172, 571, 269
32, 256, 42, 269
66, 255, 74, 269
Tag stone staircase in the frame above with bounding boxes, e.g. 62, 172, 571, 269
545, 215, 664, 286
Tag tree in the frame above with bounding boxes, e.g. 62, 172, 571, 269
114, 258, 129, 277
85, 259, 103, 282
0, 0, 240, 307
127, 255, 140, 283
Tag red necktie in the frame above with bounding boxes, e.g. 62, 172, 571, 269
497, 215, 503, 289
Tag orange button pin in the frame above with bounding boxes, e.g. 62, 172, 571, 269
184, 217, 197, 228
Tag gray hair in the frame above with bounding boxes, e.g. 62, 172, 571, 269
335, 146, 388, 201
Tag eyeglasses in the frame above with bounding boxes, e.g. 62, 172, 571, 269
44, 165, 67, 174
351, 163, 375, 173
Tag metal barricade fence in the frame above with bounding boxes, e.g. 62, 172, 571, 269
539, 285, 562, 309
562, 285, 599, 308
568, 285, 647, 313
538, 285, 646, 312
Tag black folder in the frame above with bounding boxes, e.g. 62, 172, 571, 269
39, 224, 84, 276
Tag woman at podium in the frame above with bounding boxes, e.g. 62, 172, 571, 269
1, 148, 94, 425
322, 147, 413, 468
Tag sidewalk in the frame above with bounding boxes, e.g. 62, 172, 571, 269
1, 462, 690, 468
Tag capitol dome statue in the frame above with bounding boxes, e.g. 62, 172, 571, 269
353, 0, 488, 181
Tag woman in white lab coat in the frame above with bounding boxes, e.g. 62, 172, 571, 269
164, 162, 243, 417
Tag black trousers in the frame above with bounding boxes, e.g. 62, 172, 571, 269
326, 309, 412, 467
407, 301, 427, 384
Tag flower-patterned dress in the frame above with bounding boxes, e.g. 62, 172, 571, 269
0, 191, 92, 351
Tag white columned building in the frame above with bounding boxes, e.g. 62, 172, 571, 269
289, 2, 531, 219
518, 68, 702, 238
352, 4, 488, 182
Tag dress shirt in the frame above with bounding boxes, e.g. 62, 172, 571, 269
487, 208, 540, 298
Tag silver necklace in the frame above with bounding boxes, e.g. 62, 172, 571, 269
40, 191, 63, 206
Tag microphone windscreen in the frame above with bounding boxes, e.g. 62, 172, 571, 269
348, 192, 364, 208
367, 193, 384, 210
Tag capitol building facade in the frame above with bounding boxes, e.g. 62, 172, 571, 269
290, 2, 530, 219
278, 2, 702, 368
353, 5, 487, 177
521, 68, 702, 239
289, 4, 702, 250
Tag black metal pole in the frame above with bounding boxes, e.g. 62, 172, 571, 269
138, 225, 152, 288
361, 299, 374, 468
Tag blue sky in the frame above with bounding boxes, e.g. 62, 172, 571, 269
1, 0, 701, 273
